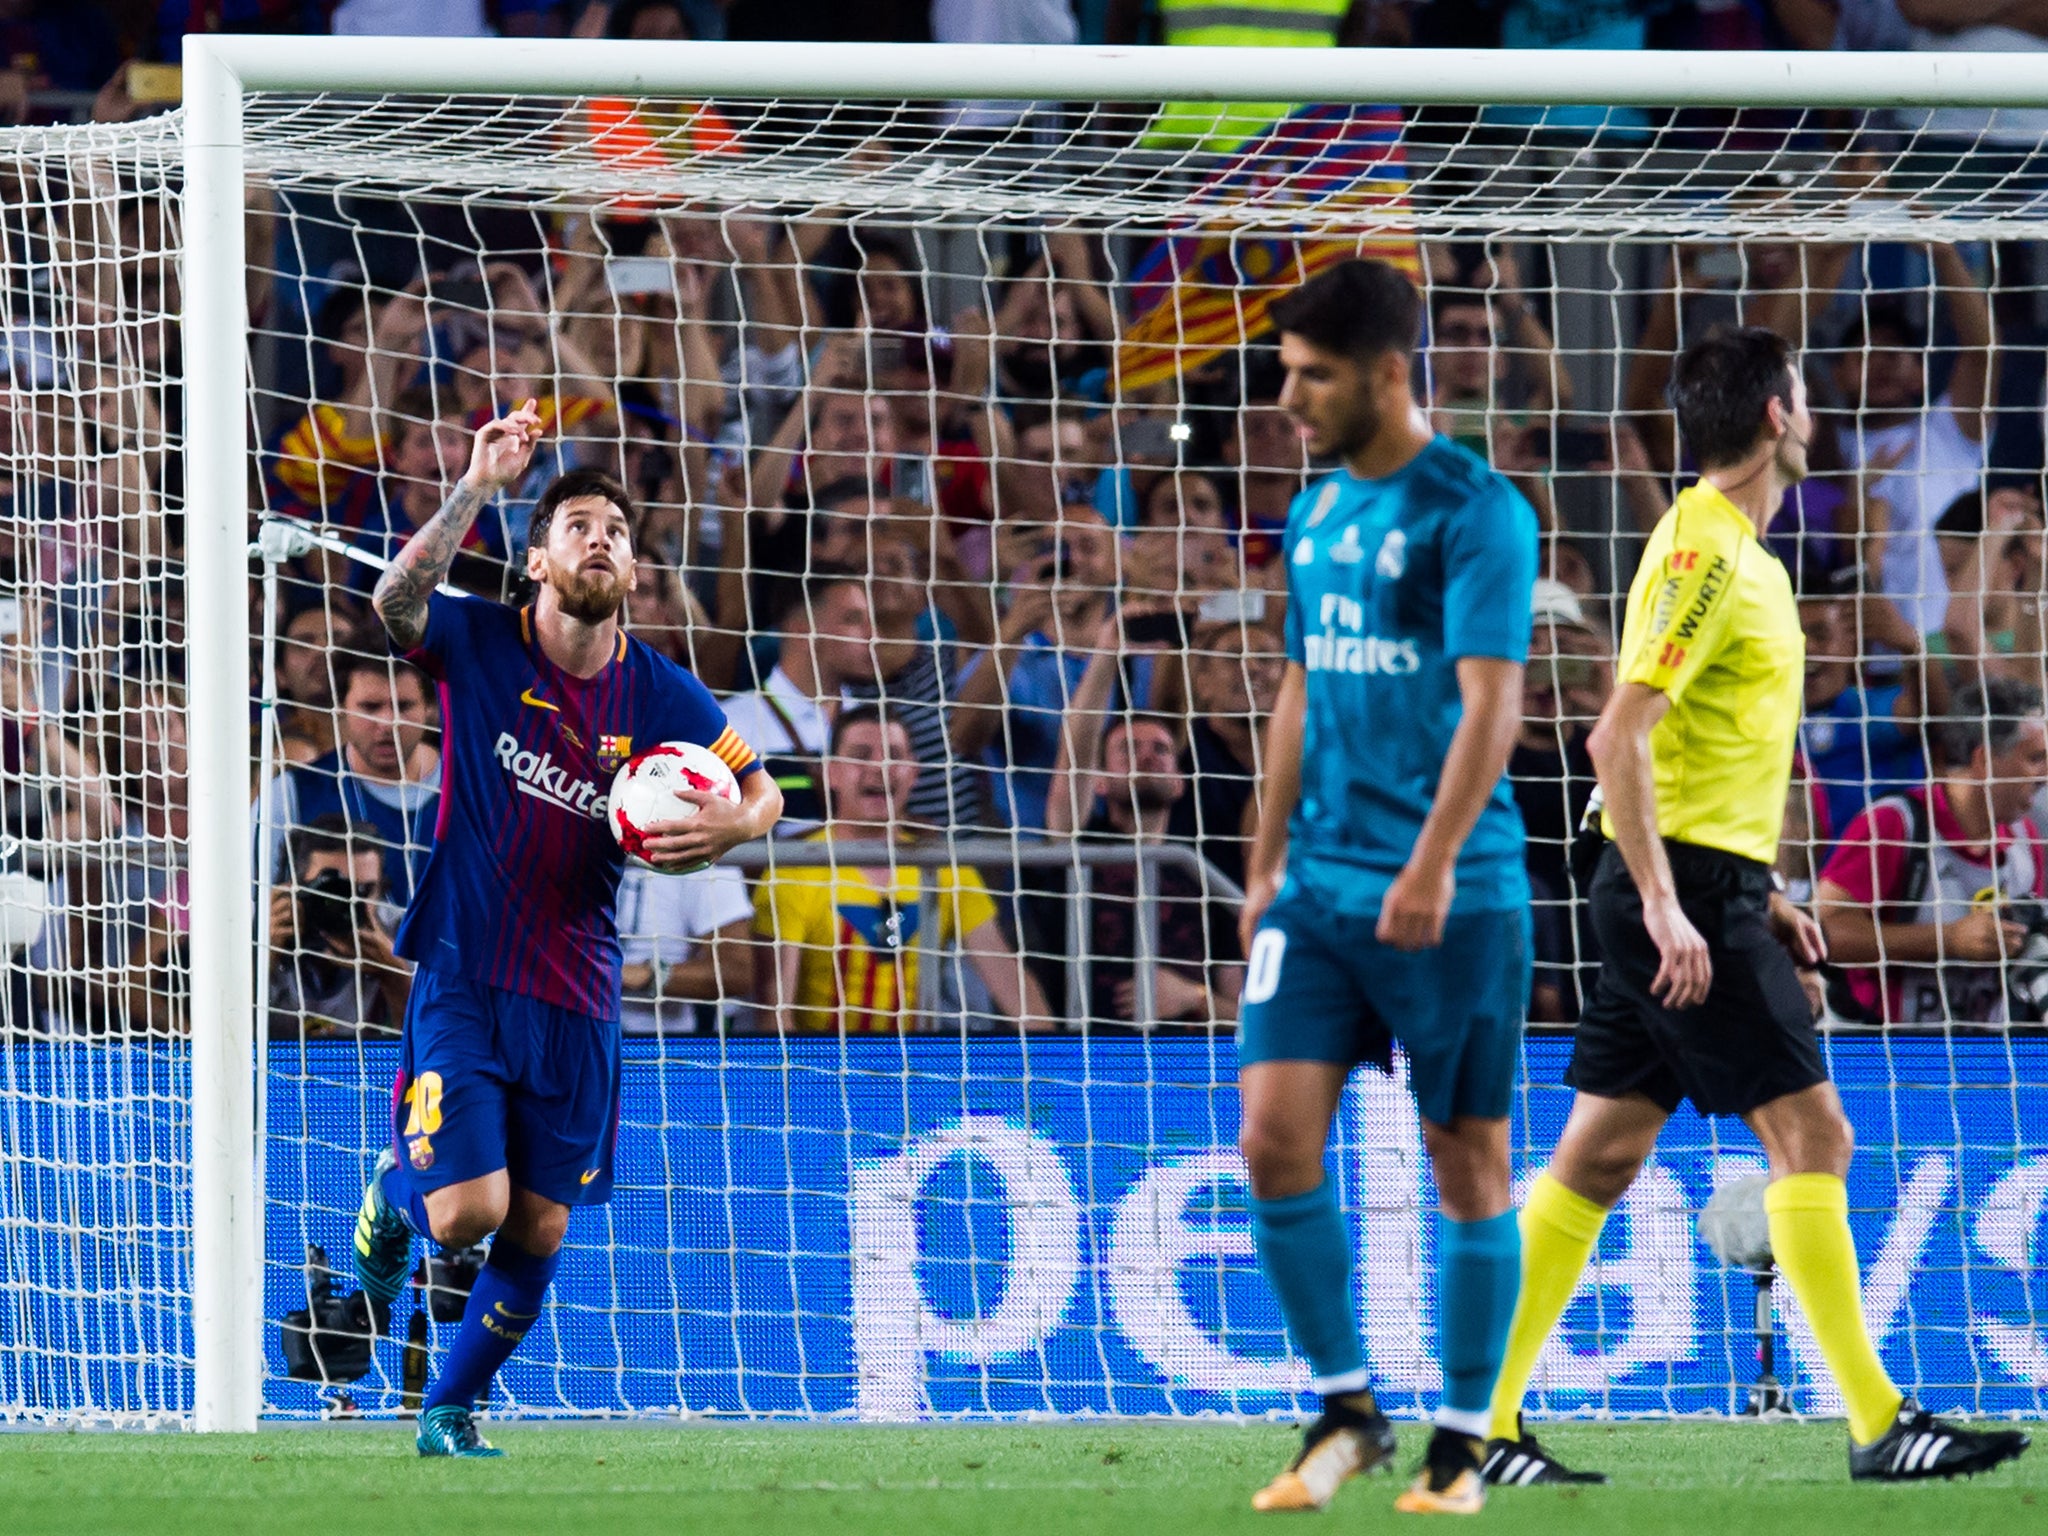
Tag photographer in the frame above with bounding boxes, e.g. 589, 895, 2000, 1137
1815, 679, 2048, 1025
267, 814, 412, 1040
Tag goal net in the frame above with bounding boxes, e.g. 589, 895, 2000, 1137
6, 45, 2048, 1427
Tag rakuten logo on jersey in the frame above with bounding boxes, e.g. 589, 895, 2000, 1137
494, 732, 608, 820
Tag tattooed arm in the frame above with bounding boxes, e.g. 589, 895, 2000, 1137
373, 399, 543, 650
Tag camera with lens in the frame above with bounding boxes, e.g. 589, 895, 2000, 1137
297, 867, 365, 952
2003, 900, 2048, 1021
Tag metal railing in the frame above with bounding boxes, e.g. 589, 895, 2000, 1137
720, 836, 1245, 1029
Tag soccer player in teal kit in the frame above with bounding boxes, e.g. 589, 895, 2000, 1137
1237, 261, 1538, 1515
352, 401, 782, 1455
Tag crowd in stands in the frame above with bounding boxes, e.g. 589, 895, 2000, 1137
6, 3, 2048, 1036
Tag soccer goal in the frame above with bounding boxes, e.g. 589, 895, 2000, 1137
1, 39, 2045, 1434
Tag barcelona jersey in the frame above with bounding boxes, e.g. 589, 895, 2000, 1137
396, 593, 759, 1019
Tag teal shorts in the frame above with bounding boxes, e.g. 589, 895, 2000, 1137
1237, 889, 1530, 1126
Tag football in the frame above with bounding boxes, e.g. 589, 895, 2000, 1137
608, 739, 742, 873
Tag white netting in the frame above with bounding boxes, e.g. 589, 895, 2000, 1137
6, 83, 2048, 1425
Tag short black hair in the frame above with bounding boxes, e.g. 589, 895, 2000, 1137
1269, 259, 1421, 363
1839, 299, 1926, 354
286, 812, 364, 879
828, 701, 904, 758
334, 648, 425, 705
1936, 677, 2045, 767
527, 467, 636, 555
776, 563, 867, 630
811, 476, 883, 512
1668, 326, 1796, 471
1937, 490, 1985, 538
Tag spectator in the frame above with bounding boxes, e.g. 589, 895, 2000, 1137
753, 705, 1051, 1033
1218, 373, 1307, 557
258, 650, 441, 915
268, 284, 427, 525
616, 859, 754, 1034
953, 506, 1159, 833
1508, 579, 1611, 1022
1128, 468, 1238, 597
1428, 253, 1573, 457
1053, 712, 1244, 1029
1164, 617, 1284, 890
1831, 252, 1997, 638
841, 517, 986, 829
1798, 573, 1945, 844
273, 604, 341, 763
720, 567, 875, 831
1118, 0, 1365, 155
1816, 678, 2048, 1024
1937, 486, 2048, 680
266, 813, 412, 1039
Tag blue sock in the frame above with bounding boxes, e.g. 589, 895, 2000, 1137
422, 1237, 561, 1412
1252, 1180, 1367, 1392
378, 1156, 434, 1239
1436, 1211, 1521, 1435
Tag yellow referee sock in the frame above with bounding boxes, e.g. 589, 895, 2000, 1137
1486, 1173, 1610, 1441
1764, 1173, 1904, 1445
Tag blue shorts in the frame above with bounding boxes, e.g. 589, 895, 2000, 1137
1237, 890, 1530, 1126
393, 968, 621, 1208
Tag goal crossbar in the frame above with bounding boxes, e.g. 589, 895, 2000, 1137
179, 35, 2048, 1433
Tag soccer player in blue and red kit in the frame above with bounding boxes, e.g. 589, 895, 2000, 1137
353, 401, 782, 1456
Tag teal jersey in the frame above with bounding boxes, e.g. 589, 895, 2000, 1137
1282, 435, 1538, 916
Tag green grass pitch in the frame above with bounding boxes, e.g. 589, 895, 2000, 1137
1, 1420, 2042, 1535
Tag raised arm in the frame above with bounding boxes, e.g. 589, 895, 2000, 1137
1932, 241, 1997, 436
372, 400, 542, 649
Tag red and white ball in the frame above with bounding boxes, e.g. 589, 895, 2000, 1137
609, 740, 741, 874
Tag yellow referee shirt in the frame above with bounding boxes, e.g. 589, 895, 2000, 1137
1601, 480, 1805, 865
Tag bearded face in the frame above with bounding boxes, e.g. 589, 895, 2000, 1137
529, 494, 635, 622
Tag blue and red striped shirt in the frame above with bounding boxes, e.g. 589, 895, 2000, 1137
395, 593, 759, 1019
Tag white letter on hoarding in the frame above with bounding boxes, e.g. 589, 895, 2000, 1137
848, 1116, 1081, 1420
1527, 1165, 1697, 1400
1351, 1066, 1440, 1395
1108, 1151, 1307, 1395
1777, 1154, 1952, 1417
1973, 1156, 2048, 1385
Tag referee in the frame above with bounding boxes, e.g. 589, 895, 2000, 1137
1479, 327, 2029, 1485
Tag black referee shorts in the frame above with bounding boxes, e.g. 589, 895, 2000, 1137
1568, 840, 1826, 1118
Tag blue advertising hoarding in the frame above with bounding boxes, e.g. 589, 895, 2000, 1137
256, 1034, 2048, 1422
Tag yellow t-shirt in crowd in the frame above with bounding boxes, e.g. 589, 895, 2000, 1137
753, 834, 1000, 1034
1604, 479, 1805, 866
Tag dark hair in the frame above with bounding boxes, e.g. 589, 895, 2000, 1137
334, 648, 424, 705
1937, 490, 1986, 539
527, 467, 636, 554
1668, 326, 1796, 471
1429, 288, 1494, 328
828, 701, 905, 758
1102, 710, 1184, 753
1269, 259, 1422, 363
1936, 677, 2046, 767
1839, 299, 1926, 354
810, 476, 883, 512
775, 563, 867, 630
286, 812, 364, 879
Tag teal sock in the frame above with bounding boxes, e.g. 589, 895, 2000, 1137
1252, 1180, 1366, 1390
1437, 1211, 1521, 1433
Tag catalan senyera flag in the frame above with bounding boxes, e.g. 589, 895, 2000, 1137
1117, 105, 1420, 394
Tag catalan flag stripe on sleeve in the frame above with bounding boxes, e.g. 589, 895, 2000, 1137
709, 726, 757, 775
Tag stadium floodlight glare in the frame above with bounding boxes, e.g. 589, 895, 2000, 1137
4, 36, 2030, 1435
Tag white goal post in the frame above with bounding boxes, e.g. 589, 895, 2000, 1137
174, 39, 2048, 1434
